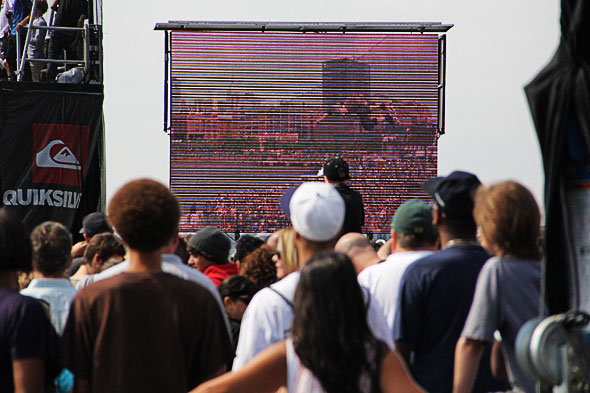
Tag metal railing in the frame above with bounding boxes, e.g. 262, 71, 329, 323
15, 0, 90, 81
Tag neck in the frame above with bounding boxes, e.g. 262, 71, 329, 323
439, 227, 476, 248
298, 248, 316, 267
126, 249, 163, 273
0, 270, 19, 290
70, 264, 89, 280
33, 271, 67, 279
395, 245, 435, 253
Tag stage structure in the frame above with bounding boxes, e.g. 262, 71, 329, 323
0, 0, 104, 234
155, 21, 452, 235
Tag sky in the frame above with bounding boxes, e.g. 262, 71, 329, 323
102, 0, 560, 213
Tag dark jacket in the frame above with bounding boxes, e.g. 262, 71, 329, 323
334, 183, 365, 235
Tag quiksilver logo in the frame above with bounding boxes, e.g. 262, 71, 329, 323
36, 140, 81, 170
3, 189, 82, 208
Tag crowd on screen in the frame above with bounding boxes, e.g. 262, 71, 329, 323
0, 154, 544, 393
0, 0, 88, 82
173, 100, 439, 234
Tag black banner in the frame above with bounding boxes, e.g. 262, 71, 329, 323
0, 83, 104, 234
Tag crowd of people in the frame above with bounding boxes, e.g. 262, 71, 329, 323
0, 166, 544, 393
0, 0, 87, 82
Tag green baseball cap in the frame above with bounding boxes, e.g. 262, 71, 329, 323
391, 199, 436, 237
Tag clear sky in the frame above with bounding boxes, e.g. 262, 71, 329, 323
102, 0, 560, 213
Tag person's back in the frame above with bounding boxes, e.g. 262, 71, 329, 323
21, 221, 77, 335
455, 181, 544, 393
64, 272, 229, 392
395, 245, 491, 392
357, 199, 437, 330
319, 158, 364, 234
393, 171, 509, 393
60, 179, 232, 393
334, 183, 364, 234
233, 182, 391, 371
0, 209, 59, 393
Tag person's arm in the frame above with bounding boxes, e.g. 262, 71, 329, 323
12, 358, 44, 393
191, 341, 287, 393
377, 238, 393, 260
16, 16, 30, 31
380, 350, 425, 393
70, 13, 87, 49
491, 338, 508, 382
453, 337, 486, 393
71, 241, 88, 259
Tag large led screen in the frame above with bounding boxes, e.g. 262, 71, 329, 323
169, 31, 440, 234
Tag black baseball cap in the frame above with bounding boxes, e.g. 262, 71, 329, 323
318, 157, 350, 181
79, 212, 113, 238
422, 171, 481, 220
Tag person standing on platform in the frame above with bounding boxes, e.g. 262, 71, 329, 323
46, 0, 87, 81
318, 157, 365, 235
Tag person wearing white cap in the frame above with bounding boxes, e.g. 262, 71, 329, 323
232, 182, 392, 371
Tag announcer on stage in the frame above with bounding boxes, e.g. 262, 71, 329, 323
318, 157, 365, 235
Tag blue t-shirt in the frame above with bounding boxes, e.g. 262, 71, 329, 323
10, 0, 31, 36
393, 245, 509, 393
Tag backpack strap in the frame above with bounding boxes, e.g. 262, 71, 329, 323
268, 287, 294, 308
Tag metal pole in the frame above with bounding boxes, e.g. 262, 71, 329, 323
163, 30, 169, 133
17, 0, 38, 81
15, 29, 20, 75
83, 22, 89, 73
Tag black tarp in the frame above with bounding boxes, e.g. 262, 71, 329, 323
0, 83, 104, 234
525, 0, 590, 314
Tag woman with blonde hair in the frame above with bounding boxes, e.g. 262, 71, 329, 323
454, 181, 542, 393
272, 228, 299, 279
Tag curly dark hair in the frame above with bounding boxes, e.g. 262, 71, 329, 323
292, 251, 385, 393
0, 209, 32, 272
108, 179, 179, 252
234, 235, 264, 263
31, 221, 72, 276
240, 244, 277, 289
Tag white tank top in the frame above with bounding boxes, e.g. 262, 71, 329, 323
286, 339, 326, 393
285, 339, 377, 393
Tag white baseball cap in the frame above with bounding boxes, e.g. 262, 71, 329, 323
289, 182, 345, 241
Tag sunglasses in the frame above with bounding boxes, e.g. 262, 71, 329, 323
274, 250, 282, 259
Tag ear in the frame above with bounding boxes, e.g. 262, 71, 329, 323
391, 230, 399, 252
432, 204, 442, 226
92, 254, 101, 266
83, 234, 89, 242
223, 296, 232, 307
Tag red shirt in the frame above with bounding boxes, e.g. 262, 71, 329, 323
203, 263, 240, 287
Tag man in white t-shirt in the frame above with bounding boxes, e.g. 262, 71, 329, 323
357, 199, 438, 332
233, 182, 392, 371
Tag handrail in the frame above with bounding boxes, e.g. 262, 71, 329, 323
16, 20, 89, 81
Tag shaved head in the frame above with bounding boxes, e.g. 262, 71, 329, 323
335, 232, 371, 255
334, 233, 380, 274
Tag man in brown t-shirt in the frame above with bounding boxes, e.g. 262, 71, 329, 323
60, 179, 233, 393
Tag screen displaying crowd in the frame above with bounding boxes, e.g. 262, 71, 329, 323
169, 31, 441, 234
